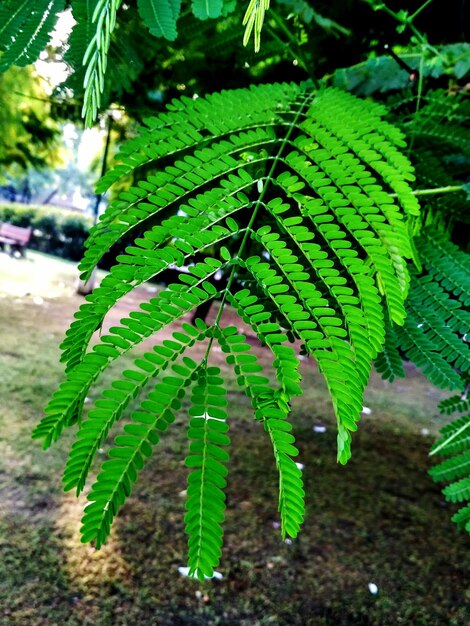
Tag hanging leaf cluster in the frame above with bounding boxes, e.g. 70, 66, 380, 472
430, 392, 470, 532
33, 84, 420, 576
373, 87, 470, 536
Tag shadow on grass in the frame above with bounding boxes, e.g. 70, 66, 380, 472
99, 417, 470, 626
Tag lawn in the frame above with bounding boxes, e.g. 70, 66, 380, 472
0, 251, 469, 626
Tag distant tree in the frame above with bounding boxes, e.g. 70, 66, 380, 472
0, 66, 62, 182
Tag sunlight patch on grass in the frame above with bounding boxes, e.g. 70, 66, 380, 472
0, 251, 79, 298
55, 491, 132, 589
0, 250, 109, 303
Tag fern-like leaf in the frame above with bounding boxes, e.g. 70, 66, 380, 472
192, 0, 224, 20
35, 268, 225, 445
387, 232, 470, 392
36, 84, 418, 564
429, 449, 470, 483
216, 326, 305, 537
439, 394, 470, 416
374, 314, 405, 382
81, 0, 122, 127
36, 84, 418, 458
81, 358, 199, 546
418, 232, 470, 305
185, 366, 229, 579
430, 397, 470, 532
431, 414, 470, 458
243, 0, 270, 52
442, 478, 470, 503
63, 323, 208, 495
61, 212, 239, 373
137, 0, 181, 41
395, 313, 463, 390
0, 0, 64, 72
451, 503, 470, 530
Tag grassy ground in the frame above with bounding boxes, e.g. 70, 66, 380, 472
0, 251, 469, 626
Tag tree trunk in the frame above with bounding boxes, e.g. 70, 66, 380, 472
190, 298, 214, 325
76, 269, 97, 296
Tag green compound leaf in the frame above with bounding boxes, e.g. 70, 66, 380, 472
81, 0, 122, 127
243, 0, 270, 52
185, 366, 229, 579
137, 0, 181, 41
391, 232, 470, 392
81, 359, 199, 547
0, 0, 64, 72
430, 394, 470, 533
36, 84, 418, 564
63, 324, 208, 496
216, 326, 304, 538
192, 0, 224, 20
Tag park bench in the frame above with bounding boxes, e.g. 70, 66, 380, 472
0, 223, 32, 257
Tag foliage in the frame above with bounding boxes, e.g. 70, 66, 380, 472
0, 0, 365, 127
367, 84, 470, 534
430, 394, 470, 532
392, 89, 470, 231
375, 221, 470, 533
137, 0, 181, 41
1, 0, 246, 126
0, 0, 64, 72
30, 83, 424, 576
80, 0, 122, 127
243, 0, 270, 52
3, 0, 470, 128
394, 233, 470, 390
0, 65, 62, 177
331, 44, 470, 96
0, 202, 91, 261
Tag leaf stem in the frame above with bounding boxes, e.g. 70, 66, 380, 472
268, 9, 312, 79
391, 185, 465, 197
430, 420, 470, 456
409, 0, 435, 22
